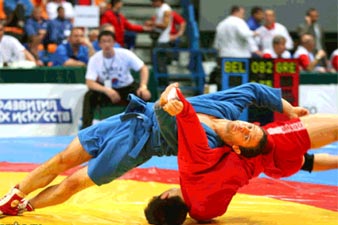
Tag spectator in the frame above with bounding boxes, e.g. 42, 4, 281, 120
297, 8, 324, 52
52, 27, 94, 66
92, 23, 121, 51
146, 0, 172, 74
81, 30, 151, 129
329, 49, 338, 72
4, 0, 33, 18
31, 0, 48, 19
255, 9, 293, 52
46, 6, 72, 45
46, 0, 74, 21
100, 0, 151, 48
262, 35, 291, 59
0, 22, 36, 66
214, 5, 258, 58
24, 35, 45, 66
247, 6, 264, 31
24, 7, 48, 40
293, 34, 326, 72
88, 28, 99, 43
3, 3, 26, 42
169, 10, 186, 62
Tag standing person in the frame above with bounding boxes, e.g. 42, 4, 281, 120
297, 8, 325, 52
262, 35, 291, 59
146, 0, 172, 74
145, 84, 338, 224
255, 9, 293, 52
214, 5, 259, 58
169, 10, 186, 63
81, 30, 151, 129
293, 34, 326, 72
100, 0, 151, 48
0, 22, 35, 66
52, 27, 94, 66
246, 6, 264, 31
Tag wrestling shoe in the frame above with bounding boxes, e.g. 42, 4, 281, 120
18, 199, 34, 215
0, 186, 26, 217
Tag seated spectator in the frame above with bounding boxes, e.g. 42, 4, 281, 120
329, 49, 338, 72
88, 28, 99, 43
263, 35, 291, 59
31, 0, 48, 19
247, 6, 264, 31
92, 23, 121, 51
293, 34, 326, 72
24, 35, 45, 66
24, 7, 48, 41
255, 9, 293, 52
81, 30, 151, 129
100, 0, 151, 48
52, 27, 94, 66
46, 6, 72, 45
0, 22, 36, 67
4, 0, 33, 18
3, 3, 26, 42
46, 0, 74, 21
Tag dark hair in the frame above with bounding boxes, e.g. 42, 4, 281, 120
306, 8, 316, 16
144, 196, 188, 225
239, 128, 268, 158
251, 6, 263, 16
98, 30, 115, 42
57, 6, 64, 12
110, 0, 122, 6
230, 5, 241, 14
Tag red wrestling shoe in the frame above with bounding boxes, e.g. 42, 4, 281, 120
18, 199, 34, 215
0, 186, 26, 217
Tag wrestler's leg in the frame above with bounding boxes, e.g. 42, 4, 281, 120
18, 136, 92, 195
299, 114, 338, 149
302, 153, 338, 172
28, 166, 95, 209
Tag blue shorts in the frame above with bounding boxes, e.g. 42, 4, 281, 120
78, 97, 155, 185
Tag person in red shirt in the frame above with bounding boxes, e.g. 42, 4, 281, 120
329, 49, 338, 72
100, 0, 151, 47
145, 84, 338, 224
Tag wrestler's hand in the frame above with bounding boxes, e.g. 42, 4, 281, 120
289, 106, 309, 119
163, 99, 183, 116
159, 82, 180, 106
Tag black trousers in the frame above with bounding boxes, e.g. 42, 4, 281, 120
81, 82, 139, 129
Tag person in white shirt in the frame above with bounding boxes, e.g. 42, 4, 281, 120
82, 30, 151, 129
262, 35, 291, 59
46, 0, 74, 21
146, 0, 172, 74
255, 9, 293, 52
293, 34, 326, 72
0, 23, 35, 67
214, 5, 259, 58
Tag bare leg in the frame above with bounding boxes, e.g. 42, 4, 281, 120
28, 166, 95, 209
300, 114, 338, 149
313, 153, 338, 171
18, 137, 92, 195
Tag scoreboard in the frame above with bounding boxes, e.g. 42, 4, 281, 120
221, 58, 299, 125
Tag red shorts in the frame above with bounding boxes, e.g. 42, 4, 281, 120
262, 118, 311, 178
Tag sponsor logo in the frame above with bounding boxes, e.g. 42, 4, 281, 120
0, 99, 72, 124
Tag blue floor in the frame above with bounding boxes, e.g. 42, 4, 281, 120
0, 136, 337, 186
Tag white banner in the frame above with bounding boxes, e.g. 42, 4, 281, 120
299, 84, 338, 114
74, 6, 99, 28
0, 84, 88, 137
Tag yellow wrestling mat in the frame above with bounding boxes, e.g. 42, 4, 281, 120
0, 172, 337, 225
